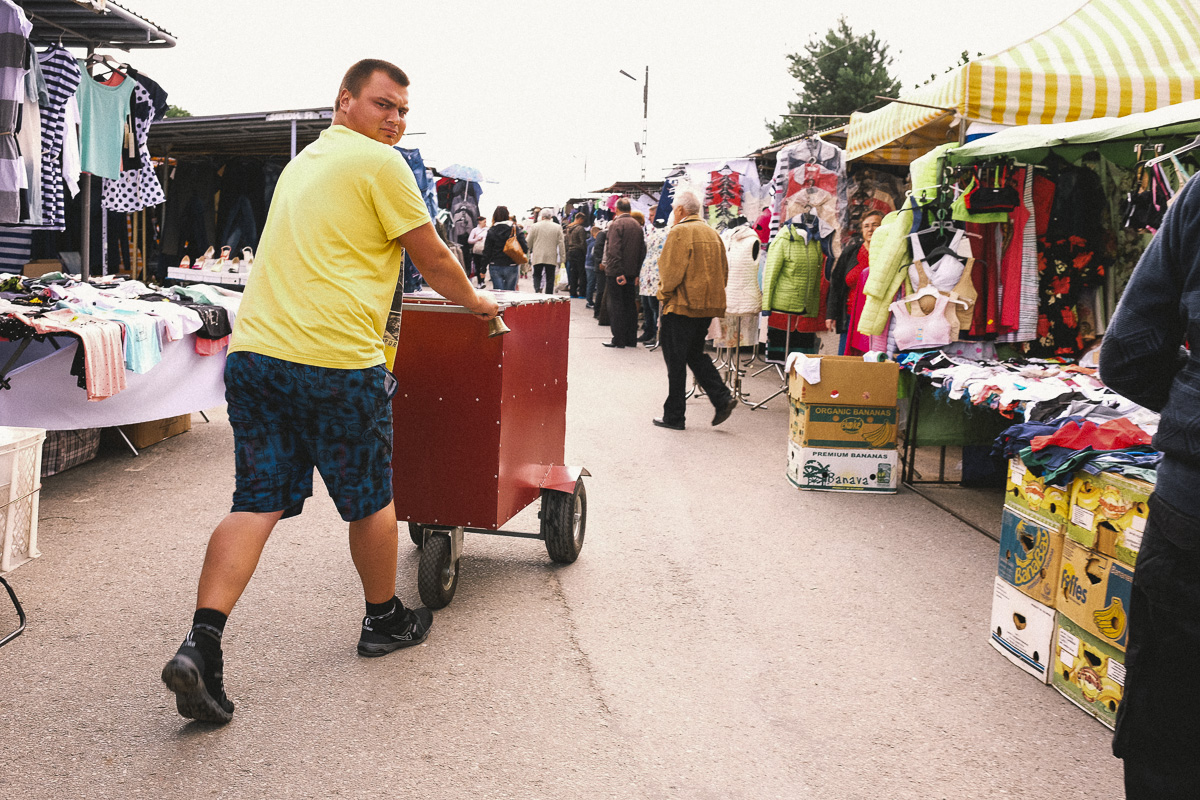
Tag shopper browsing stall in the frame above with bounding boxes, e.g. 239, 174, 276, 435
161, 59, 499, 726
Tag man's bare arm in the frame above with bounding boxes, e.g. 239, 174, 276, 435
398, 222, 499, 318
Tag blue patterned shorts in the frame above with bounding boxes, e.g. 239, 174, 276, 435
225, 351, 396, 522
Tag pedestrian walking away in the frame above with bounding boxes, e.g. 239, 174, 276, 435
467, 215, 489, 287
160, 58, 500, 726
653, 189, 736, 430
565, 211, 588, 297
481, 205, 528, 291
602, 197, 645, 348
527, 207, 565, 294
1100, 174, 1200, 799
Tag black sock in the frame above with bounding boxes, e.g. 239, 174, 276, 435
186, 608, 227, 664
366, 596, 398, 619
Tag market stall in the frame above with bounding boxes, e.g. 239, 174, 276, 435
844, 0, 1200, 164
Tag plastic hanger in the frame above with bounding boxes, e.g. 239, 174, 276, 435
894, 286, 970, 308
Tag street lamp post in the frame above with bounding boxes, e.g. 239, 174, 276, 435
620, 66, 648, 179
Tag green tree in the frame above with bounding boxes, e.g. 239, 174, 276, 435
165, 105, 191, 118
768, 17, 901, 141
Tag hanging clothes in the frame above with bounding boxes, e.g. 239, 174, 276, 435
1029, 235, 1106, 357
763, 217, 829, 317
37, 45, 81, 230
653, 178, 675, 227
16, 49, 47, 226
767, 137, 847, 244
74, 62, 134, 180
101, 80, 166, 213
722, 224, 761, 314
705, 168, 743, 231
0, 1, 31, 224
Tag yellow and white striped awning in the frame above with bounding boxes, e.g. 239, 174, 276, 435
847, 0, 1200, 162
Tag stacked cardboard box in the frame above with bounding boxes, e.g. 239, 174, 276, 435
990, 459, 1142, 729
785, 357, 900, 493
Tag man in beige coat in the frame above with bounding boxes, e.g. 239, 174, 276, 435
527, 208, 566, 294
654, 189, 736, 430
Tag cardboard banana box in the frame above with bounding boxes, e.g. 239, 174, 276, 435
1004, 458, 1069, 527
997, 506, 1065, 608
1052, 612, 1125, 730
786, 441, 898, 493
989, 576, 1056, 683
788, 400, 897, 450
1068, 471, 1151, 567
1057, 538, 1134, 652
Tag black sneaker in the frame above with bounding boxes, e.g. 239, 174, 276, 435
357, 605, 433, 657
161, 633, 235, 724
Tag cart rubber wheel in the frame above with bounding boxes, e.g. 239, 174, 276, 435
542, 478, 586, 564
407, 522, 425, 548
417, 533, 458, 609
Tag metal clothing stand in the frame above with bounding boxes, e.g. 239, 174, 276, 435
748, 314, 800, 410
900, 371, 997, 541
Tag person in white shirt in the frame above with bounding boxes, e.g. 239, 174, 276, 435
466, 216, 488, 287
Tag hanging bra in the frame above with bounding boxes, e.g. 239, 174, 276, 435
907, 227, 968, 296
890, 292, 953, 351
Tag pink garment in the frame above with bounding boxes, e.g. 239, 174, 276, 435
1030, 418, 1152, 453
890, 293, 953, 351
195, 335, 229, 356
22, 309, 127, 400
999, 167, 1029, 331
845, 245, 871, 355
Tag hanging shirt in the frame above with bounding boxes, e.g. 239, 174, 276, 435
74, 63, 134, 179
102, 80, 166, 212
37, 45, 80, 229
16, 51, 46, 224
0, 0, 31, 224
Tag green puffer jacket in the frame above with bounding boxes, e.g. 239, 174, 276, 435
856, 203, 914, 337
762, 223, 824, 316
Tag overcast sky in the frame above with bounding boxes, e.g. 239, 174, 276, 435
122, 0, 1087, 218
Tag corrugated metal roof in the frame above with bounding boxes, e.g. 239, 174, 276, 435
148, 109, 334, 158
17, 0, 176, 49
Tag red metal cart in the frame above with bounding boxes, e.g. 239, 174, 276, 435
390, 292, 588, 608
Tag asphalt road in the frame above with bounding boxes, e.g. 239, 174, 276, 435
0, 292, 1122, 799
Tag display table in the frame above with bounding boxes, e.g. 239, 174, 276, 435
0, 335, 226, 430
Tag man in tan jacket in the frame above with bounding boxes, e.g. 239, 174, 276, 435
654, 189, 736, 430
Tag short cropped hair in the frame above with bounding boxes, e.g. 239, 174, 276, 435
615, 197, 632, 213
539, 208, 554, 221
673, 190, 701, 216
337, 59, 410, 106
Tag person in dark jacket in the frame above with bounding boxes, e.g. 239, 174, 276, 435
584, 225, 601, 308
565, 212, 588, 297
602, 197, 646, 348
592, 227, 608, 316
481, 205, 527, 291
1100, 174, 1200, 798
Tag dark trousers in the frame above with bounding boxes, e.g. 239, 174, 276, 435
1114, 491, 1200, 797
585, 267, 597, 304
471, 252, 487, 283
640, 295, 659, 338
659, 313, 730, 425
533, 263, 556, 294
606, 276, 638, 346
567, 253, 586, 297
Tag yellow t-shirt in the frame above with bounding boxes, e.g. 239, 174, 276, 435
229, 125, 430, 369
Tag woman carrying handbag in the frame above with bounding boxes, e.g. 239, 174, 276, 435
481, 205, 528, 291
